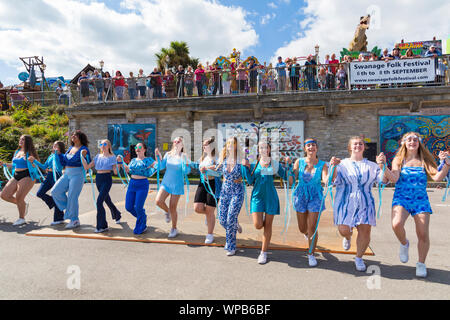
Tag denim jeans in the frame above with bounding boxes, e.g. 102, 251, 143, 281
52, 167, 85, 222
96, 86, 104, 101
96, 172, 121, 230
37, 172, 64, 222
128, 88, 137, 100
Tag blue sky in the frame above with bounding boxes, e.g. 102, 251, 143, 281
0, 0, 448, 86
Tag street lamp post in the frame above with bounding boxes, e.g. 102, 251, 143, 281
315, 44, 320, 62
41, 63, 46, 105
99, 60, 104, 72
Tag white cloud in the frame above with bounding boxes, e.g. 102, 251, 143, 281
261, 13, 276, 25
273, 0, 449, 63
268, 2, 277, 9
0, 0, 258, 80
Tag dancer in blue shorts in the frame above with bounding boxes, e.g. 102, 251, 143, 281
292, 138, 337, 267
155, 136, 191, 238
243, 140, 291, 265
382, 132, 449, 278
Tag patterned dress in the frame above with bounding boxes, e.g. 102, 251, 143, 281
217, 160, 245, 251
333, 158, 382, 228
392, 166, 432, 215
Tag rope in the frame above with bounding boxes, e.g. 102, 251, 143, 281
308, 165, 336, 254
181, 158, 190, 217
377, 163, 387, 219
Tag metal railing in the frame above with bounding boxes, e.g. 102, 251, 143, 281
6, 55, 450, 107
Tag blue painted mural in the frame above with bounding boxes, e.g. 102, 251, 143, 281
380, 115, 449, 166
107, 124, 156, 164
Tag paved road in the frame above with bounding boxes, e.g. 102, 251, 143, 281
0, 184, 449, 300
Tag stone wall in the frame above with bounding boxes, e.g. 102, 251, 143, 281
66, 87, 450, 161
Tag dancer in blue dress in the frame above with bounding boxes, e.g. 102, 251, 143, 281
155, 136, 191, 238
332, 136, 388, 272
292, 138, 337, 267
243, 140, 290, 264
382, 132, 449, 278
29, 141, 66, 225
117, 142, 156, 235
0, 135, 39, 226
212, 137, 245, 256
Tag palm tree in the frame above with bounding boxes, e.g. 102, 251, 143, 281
155, 41, 199, 73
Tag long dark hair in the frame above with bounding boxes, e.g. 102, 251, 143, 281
18, 135, 39, 161
55, 141, 66, 154
71, 130, 89, 147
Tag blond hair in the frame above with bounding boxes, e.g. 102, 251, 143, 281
392, 132, 437, 177
219, 137, 238, 164
347, 136, 366, 155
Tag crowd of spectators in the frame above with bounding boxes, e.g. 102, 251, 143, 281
74, 46, 447, 102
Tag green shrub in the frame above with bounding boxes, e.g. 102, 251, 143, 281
28, 124, 48, 137
0, 115, 13, 129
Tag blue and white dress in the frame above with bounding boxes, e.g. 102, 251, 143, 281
158, 153, 191, 195
333, 158, 382, 228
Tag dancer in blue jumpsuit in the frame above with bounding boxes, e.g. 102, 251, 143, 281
81, 139, 122, 233
52, 130, 91, 230
243, 140, 291, 264
382, 132, 450, 278
213, 137, 245, 256
29, 141, 66, 225
155, 136, 191, 238
118, 142, 156, 235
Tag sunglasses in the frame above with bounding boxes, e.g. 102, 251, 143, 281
135, 146, 144, 150
99, 143, 108, 147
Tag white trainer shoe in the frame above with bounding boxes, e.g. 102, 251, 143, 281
115, 219, 122, 224
168, 228, 178, 238
50, 220, 65, 226
65, 220, 80, 229
416, 262, 427, 278
258, 251, 268, 264
165, 211, 171, 223
399, 240, 409, 263
226, 250, 236, 256
13, 218, 26, 226
308, 254, 318, 267
343, 237, 351, 251
95, 228, 108, 233
205, 234, 214, 244
354, 257, 366, 272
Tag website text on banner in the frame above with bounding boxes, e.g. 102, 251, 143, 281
350, 57, 435, 85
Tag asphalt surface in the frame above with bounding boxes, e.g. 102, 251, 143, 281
0, 184, 449, 300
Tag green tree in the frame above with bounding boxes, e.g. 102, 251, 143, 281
155, 41, 199, 73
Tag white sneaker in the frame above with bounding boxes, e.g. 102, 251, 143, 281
50, 220, 65, 226
304, 233, 309, 241
258, 251, 267, 264
115, 219, 121, 224
95, 228, 108, 233
354, 257, 366, 272
65, 220, 80, 229
165, 211, 171, 223
226, 250, 236, 256
237, 224, 242, 234
168, 228, 178, 238
205, 234, 214, 244
399, 240, 409, 263
13, 218, 26, 226
308, 254, 318, 267
416, 262, 427, 278
343, 237, 351, 251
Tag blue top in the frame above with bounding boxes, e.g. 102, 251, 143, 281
294, 158, 327, 201
33, 153, 65, 171
276, 62, 287, 77
64, 146, 91, 167
12, 154, 28, 169
157, 153, 191, 195
128, 157, 156, 178
245, 160, 289, 215
94, 154, 117, 171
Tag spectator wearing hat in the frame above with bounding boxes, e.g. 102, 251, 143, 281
424, 45, 442, 85
275, 56, 287, 92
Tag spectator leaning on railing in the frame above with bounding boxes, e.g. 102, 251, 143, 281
248, 59, 259, 94
127, 72, 137, 100
176, 65, 185, 98
210, 63, 222, 96
288, 58, 300, 91
92, 69, 104, 102
185, 66, 194, 97
78, 71, 90, 102
336, 63, 347, 90
113, 71, 126, 100
304, 54, 317, 91
275, 56, 287, 92
150, 68, 162, 98
327, 53, 339, 89
137, 69, 147, 100
103, 72, 113, 101
194, 64, 205, 96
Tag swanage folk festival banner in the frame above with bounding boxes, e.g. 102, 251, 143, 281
350, 57, 435, 85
